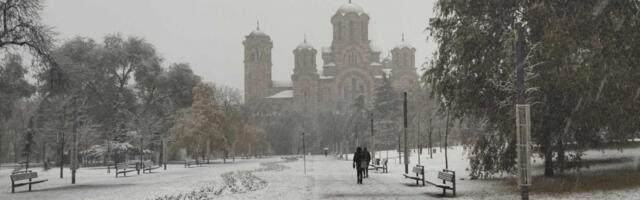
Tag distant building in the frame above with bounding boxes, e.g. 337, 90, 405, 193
243, 2, 418, 111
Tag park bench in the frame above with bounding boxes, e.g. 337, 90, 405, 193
403, 165, 425, 186
425, 169, 456, 196
142, 161, 161, 173
115, 162, 138, 178
10, 170, 48, 193
369, 158, 388, 173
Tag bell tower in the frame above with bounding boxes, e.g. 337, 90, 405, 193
292, 37, 319, 111
243, 21, 273, 104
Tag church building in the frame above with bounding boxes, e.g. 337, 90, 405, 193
243, 2, 418, 111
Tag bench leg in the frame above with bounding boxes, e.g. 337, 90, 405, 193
11, 182, 15, 193
442, 180, 446, 196
29, 178, 32, 191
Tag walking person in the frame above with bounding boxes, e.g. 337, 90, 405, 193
352, 147, 365, 184
364, 147, 371, 178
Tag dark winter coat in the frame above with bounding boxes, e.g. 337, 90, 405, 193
353, 150, 367, 169
364, 150, 371, 163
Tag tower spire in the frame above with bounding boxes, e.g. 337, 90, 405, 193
304, 34, 307, 43
402, 33, 405, 42
257, 20, 260, 30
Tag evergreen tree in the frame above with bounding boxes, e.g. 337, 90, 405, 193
372, 75, 400, 149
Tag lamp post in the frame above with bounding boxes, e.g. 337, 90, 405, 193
302, 132, 306, 175
370, 113, 374, 162
515, 22, 531, 200
403, 92, 409, 174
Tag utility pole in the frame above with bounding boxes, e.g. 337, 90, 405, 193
515, 22, 531, 200
302, 132, 306, 175
429, 117, 433, 159
139, 137, 143, 174
403, 92, 409, 174
444, 107, 449, 170
163, 139, 167, 170
370, 113, 374, 162
417, 120, 421, 165
71, 97, 78, 184
59, 104, 65, 178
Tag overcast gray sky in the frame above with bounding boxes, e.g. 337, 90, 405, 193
42, 0, 437, 92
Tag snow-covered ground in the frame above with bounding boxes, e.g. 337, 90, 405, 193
2, 146, 640, 200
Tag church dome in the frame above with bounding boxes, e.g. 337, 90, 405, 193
296, 40, 314, 50
394, 42, 414, 50
393, 34, 415, 50
249, 29, 268, 37
336, 2, 365, 15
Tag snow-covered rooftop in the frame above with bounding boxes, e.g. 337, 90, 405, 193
324, 62, 336, 67
295, 40, 314, 50
336, 3, 365, 15
266, 90, 293, 99
249, 29, 268, 37
394, 42, 415, 50
272, 80, 293, 88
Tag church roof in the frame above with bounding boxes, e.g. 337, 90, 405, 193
249, 21, 269, 37
393, 34, 415, 50
394, 42, 415, 50
296, 40, 314, 50
266, 90, 293, 99
336, 2, 365, 15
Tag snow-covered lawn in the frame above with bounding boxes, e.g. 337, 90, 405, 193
2, 146, 640, 199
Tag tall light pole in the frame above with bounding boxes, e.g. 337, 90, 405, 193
403, 92, 409, 174
370, 113, 374, 162
302, 132, 306, 175
71, 96, 78, 184
515, 22, 531, 200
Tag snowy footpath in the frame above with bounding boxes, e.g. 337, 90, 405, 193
3, 146, 640, 199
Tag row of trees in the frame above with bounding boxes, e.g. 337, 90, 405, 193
0, 0, 268, 169
425, 0, 640, 178
1, 34, 268, 167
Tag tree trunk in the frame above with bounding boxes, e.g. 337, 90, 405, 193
557, 139, 565, 173
541, 133, 554, 177
544, 149, 554, 176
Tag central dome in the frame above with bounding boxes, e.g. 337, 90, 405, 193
336, 3, 365, 15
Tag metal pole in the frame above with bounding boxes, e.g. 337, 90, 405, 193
515, 22, 529, 200
403, 92, 408, 174
370, 114, 374, 161
163, 139, 167, 170
444, 107, 449, 170
302, 132, 306, 175
71, 97, 77, 184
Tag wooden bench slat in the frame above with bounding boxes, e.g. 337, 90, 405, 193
438, 172, 454, 181
11, 172, 38, 181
